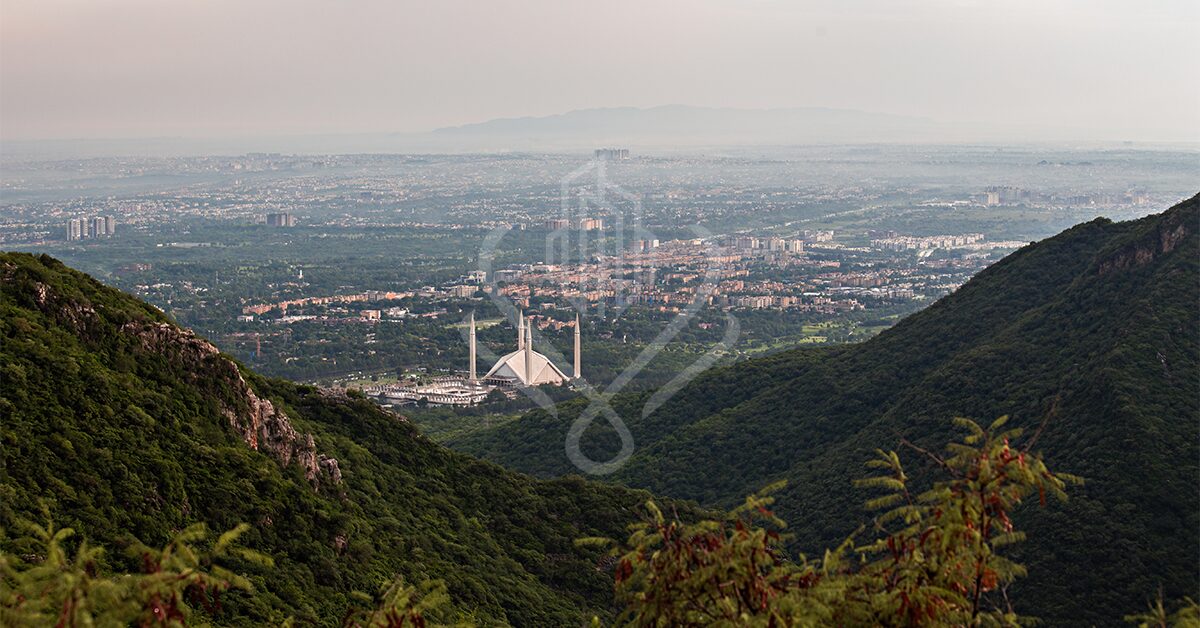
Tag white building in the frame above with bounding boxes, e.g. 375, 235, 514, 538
367, 312, 582, 408
477, 311, 580, 387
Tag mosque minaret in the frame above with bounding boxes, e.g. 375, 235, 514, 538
476, 310, 579, 387
368, 311, 580, 407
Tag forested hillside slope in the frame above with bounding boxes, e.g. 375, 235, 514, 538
453, 195, 1200, 625
0, 252, 700, 625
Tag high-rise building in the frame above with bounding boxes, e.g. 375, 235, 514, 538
630, 239, 660, 253
594, 148, 630, 160
66, 218, 85, 241
494, 269, 521, 282
266, 212, 296, 227
735, 236, 759, 251
67, 216, 116, 240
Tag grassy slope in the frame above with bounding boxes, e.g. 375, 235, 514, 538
0, 252, 700, 626
451, 195, 1200, 625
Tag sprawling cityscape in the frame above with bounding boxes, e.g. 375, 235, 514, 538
2, 0, 1197, 624
2, 147, 1192, 407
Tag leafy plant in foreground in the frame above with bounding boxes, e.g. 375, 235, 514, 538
8, 416, 1191, 627
594, 417, 1082, 626
1124, 592, 1200, 628
0, 509, 270, 626
340, 577, 472, 628
1, 512, 468, 628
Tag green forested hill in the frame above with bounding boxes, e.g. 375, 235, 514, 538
0, 251, 702, 625
451, 195, 1200, 625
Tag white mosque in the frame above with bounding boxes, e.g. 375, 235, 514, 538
367, 311, 580, 406
477, 311, 580, 387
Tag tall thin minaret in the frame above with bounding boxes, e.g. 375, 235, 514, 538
523, 320, 534, 385
468, 312, 477, 382
517, 311, 525, 350
573, 313, 581, 379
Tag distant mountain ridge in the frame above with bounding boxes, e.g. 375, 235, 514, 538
451, 195, 1200, 626
429, 104, 939, 147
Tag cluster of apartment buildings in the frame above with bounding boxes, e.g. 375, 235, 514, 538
593, 148, 630, 160
242, 290, 411, 316
542, 217, 605, 231
630, 239, 661, 252
983, 186, 1150, 207
870, 233, 984, 251
486, 236, 878, 314
241, 279, 489, 320
265, 211, 298, 227
732, 235, 808, 253
65, 216, 116, 241
234, 228, 1006, 333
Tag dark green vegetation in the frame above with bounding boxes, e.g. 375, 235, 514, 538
604, 418, 1084, 626
0, 251, 705, 625
451, 195, 1200, 626
2, 517, 275, 625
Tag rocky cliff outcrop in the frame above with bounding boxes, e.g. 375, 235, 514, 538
1097, 197, 1193, 274
2, 254, 345, 491
119, 319, 343, 489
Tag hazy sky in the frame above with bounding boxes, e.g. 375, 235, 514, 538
2, 0, 1197, 142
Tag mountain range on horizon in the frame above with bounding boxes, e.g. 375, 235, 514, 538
425, 104, 941, 148
4, 104, 1159, 158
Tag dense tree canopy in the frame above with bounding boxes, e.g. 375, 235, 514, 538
450, 197, 1200, 625
0, 251, 702, 624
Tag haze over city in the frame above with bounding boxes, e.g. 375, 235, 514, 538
3, 0, 1198, 149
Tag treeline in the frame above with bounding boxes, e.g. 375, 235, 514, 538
6, 418, 1194, 626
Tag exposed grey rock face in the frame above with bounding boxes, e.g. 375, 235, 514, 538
122, 320, 342, 489
1098, 208, 1190, 274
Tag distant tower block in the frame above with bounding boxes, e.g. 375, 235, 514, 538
573, 313, 581, 379
468, 312, 477, 382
